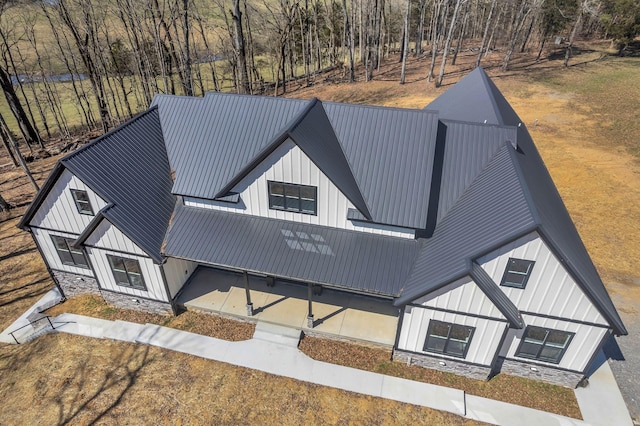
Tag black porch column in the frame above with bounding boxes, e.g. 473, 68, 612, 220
244, 271, 253, 316
307, 282, 314, 328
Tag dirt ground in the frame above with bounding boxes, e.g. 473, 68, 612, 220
1, 41, 639, 423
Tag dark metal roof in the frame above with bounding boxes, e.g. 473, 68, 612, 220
324, 102, 439, 229
470, 261, 524, 328
436, 120, 517, 223
153, 93, 309, 200
62, 108, 173, 263
425, 67, 521, 126
396, 143, 538, 305
163, 202, 421, 296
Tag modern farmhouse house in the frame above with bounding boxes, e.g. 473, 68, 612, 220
19, 68, 626, 388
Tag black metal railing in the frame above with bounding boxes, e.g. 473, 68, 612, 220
8, 315, 55, 344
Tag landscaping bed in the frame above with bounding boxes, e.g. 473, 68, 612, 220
45, 295, 255, 341
298, 335, 582, 419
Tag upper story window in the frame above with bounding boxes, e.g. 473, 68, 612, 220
515, 326, 574, 364
268, 181, 317, 215
500, 258, 535, 289
107, 254, 146, 291
423, 320, 475, 358
51, 235, 90, 269
70, 189, 94, 215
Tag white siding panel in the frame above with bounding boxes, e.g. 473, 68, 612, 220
478, 232, 607, 325
86, 247, 168, 301
398, 305, 507, 366
84, 219, 147, 256
30, 169, 107, 234
412, 276, 506, 320
182, 139, 415, 239
163, 258, 198, 298
32, 228, 95, 277
500, 313, 608, 372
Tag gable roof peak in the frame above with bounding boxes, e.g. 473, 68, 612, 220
426, 67, 522, 127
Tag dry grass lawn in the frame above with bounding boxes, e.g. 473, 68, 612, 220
299, 335, 581, 419
1, 40, 639, 423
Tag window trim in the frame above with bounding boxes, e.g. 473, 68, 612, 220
514, 326, 575, 365
106, 254, 147, 291
50, 235, 90, 270
70, 189, 94, 215
267, 181, 317, 215
500, 258, 535, 289
423, 320, 475, 359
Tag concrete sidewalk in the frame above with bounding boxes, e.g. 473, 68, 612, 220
2, 290, 633, 426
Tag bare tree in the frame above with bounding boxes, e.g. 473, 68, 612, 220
232, 0, 252, 93
436, 0, 463, 87
0, 112, 39, 191
400, 0, 410, 84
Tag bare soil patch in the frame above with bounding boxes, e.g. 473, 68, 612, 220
45, 294, 256, 341
299, 335, 582, 419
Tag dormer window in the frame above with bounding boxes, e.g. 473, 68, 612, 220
71, 189, 94, 215
268, 181, 317, 215
500, 258, 535, 289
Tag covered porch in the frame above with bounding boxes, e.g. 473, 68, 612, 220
176, 266, 400, 346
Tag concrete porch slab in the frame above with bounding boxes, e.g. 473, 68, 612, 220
177, 266, 399, 346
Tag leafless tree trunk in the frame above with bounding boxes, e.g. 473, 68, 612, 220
232, 0, 252, 94
343, 0, 356, 81
564, 2, 583, 67
0, 113, 39, 192
476, 0, 496, 67
436, 0, 462, 87
400, 0, 410, 84
0, 192, 9, 211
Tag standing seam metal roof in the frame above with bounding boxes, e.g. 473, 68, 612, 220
163, 202, 421, 296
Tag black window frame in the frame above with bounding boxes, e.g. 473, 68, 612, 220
50, 235, 90, 269
514, 326, 574, 364
500, 258, 535, 289
106, 254, 147, 291
70, 189, 94, 215
268, 181, 317, 215
423, 320, 475, 359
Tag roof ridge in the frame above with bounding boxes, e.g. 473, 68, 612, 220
504, 139, 542, 226
61, 106, 159, 163
324, 100, 433, 114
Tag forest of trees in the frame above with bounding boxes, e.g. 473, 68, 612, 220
0, 0, 638, 203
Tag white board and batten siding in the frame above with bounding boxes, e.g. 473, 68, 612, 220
398, 305, 508, 366
183, 139, 415, 239
162, 257, 199, 298
86, 246, 168, 301
32, 227, 95, 277
84, 219, 147, 256
29, 169, 108, 234
84, 219, 168, 302
500, 313, 608, 372
477, 232, 608, 326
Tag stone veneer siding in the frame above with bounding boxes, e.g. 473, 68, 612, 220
53, 270, 173, 316
53, 270, 101, 298
101, 290, 174, 316
494, 357, 584, 388
393, 349, 492, 381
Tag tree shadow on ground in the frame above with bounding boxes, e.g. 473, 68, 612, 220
53, 339, 156, 425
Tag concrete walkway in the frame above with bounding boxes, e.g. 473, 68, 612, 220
1, 290, 633, 426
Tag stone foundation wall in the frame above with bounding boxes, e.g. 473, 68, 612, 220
101, 291, 174, 316
53, 270, 100, 298
393, 349, 492, 381
494, 357, 584, 388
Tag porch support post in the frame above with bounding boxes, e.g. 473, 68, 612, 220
244, 271, 253, 316
307, 282, 314, 328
